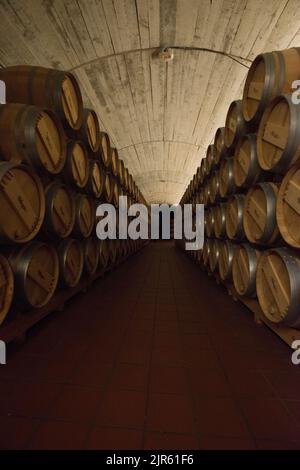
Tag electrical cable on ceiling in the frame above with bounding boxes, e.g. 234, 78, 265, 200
167, 46, 251, 69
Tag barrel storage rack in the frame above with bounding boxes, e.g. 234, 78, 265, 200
178, 47, 300, 348
0, 65, 149, 344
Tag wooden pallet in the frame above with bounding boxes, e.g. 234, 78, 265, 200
0, 247, 144, 344
227, 285, 300, 348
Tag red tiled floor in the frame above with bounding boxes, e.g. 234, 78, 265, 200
96, 390, 146, 428
109, 363, 149, 391
86, 426, 143, 450
47, 385, 102, 422
0, 415, 39, 450
147, 393, 195, 433
28, 420, 89, 450
239, 398, 300, 441
194, 397, 250, 437
200, 436, 255, 450
144, 432, 199, 450
2, 242, 299, 450
150, 366, 188, 394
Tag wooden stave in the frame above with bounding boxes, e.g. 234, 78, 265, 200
218, 240, 237, 282
219, 157, 236, 198
8, 241, 59, 309
214, 203, 227, 239
0, 66, 83, 130
232, 243, 260, 297
57, 238, 84, 288
43, 181, 75, 239
257, 93, 300, 174
0, 162, 45, 244
242, 48, 300, 128
256, 247, 300, 328
0, 254, 14, 326
64, 140, 89, 190
243, 182, 280, 245
276, 163, 300, 249
0, 103, 67, 175
224, 100, 247, 152
233, 134, 263, 189
225, 194, 245, 240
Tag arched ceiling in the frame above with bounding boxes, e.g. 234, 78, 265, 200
1, 0, 300, 204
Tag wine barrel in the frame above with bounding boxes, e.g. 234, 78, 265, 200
58, 238, 84, 287
214, 127, 227, 166
78, 109, 100, 153
206, 145, 216, 175
73, 194, 95, 238
64, 141, 89, 190
111, 148, 119, 178
256, 247, 300, 327
257, 94, 300, 173
0, 255, 14, 326
243, 182, 280, 245
208, 239, 221, 273
199, 158, 207, 184
202, 238, 211, 268
113, 180, 120, 208
242, 48, 300, 127
98, 240, 109, 269
0, 162, 45, 244
83, 237, 99, 276
205, 208, 215, 237
218, 240, 237, 282
233, 134, 262, 188
43, 182, 75, 239
203, 180, 211, 206
0, 65, 83, 130
214, 203, 226, 239
124, 168, 130, 192
9, 241, 59, 308
118, 159, 126, 187
225, 194, 245, 240
219, 157, 235, 198
99, 132, 111, 169
224, 100, 247, 152
104, 172, 113, 203
276, 163, 300, 249
232, 243, 260, 297
209, 170, 220, 204
0, 104, 66, 174
86, 160, 104, 199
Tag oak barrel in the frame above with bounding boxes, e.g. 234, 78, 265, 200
0, 104, 66, 174
242, 48, 300, 127
87, 160, 104, 199
224, 100, 247, 152
219, 157, 235, 198
206, 145, 216, 175
83, 237, 99, 276
0, 255, 14, 326
0, 162, 45, 244
214, 127, 227, 166
0, 65, 83, 130
202, 238, 211, 268
73, 194, 95, 238
208, 238, 221, 273
256, 247, 300, 327
209, 170, 220, 204
43, 182, 75, 239
225, 194, 245, 240
104, 172, 113, 203
111, 148, 119, 178
214, 203, 227, 239
232, 243, 260, 297
99, 132, 112, 168
58, 238, 84, 287
243, 182, 280, 245
205, 209, 215, 237
64, 141, 89, 190
9, 241, 59, 308
276, 163, 300, 249
257, 94, 300, 173
233, 134, 262, 188
78, 109, 100, 153
98, 240, 109, 269
218, 240, 237, 282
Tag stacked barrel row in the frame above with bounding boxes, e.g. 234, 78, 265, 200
0, 65, 147, 327
179, 47, 300, 329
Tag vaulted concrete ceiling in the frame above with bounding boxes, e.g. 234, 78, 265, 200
1, 0, 300, 203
